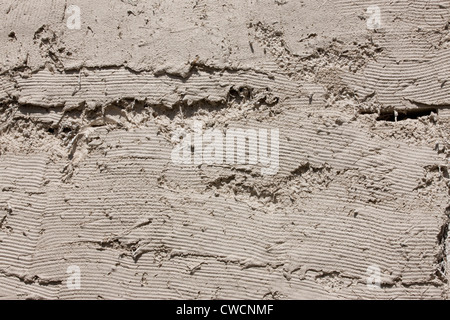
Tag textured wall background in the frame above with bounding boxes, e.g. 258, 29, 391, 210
0, 0, 449, 299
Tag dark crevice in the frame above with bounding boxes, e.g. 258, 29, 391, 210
376, 107, 438, 121
435, 210, 450, 282
437, 221, 448, 246
290, 162, 331, 177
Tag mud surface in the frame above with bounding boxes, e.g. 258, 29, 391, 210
0, 0, 449, 299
